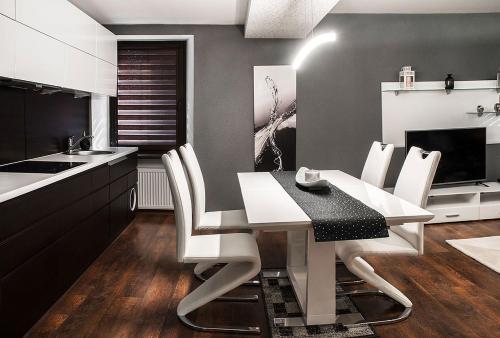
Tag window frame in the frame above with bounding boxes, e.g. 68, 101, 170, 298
110, 41, 187, 158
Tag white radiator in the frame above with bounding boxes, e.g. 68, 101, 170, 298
137, 168, 173, 210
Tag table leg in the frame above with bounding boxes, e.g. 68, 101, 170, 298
287, 230, 307, 268
278, 229, 336, 327
275, 230, 308, 328
305, 228, 336, 325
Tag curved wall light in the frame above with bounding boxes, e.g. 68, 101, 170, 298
292, 32, 337, 70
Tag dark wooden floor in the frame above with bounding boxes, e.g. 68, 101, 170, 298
27, 212, 500, 338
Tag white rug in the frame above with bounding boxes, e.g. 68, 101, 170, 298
446, 236, 500, 274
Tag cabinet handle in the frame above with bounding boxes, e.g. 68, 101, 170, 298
129, 187, 137, 211
445, 214, 460, 218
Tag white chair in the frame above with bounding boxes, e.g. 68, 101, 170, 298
361, 141, 395, 188
162, 150, 262, 334
179, 143, 260, 285
338, 141, 395, 286
335, 147, 440, 326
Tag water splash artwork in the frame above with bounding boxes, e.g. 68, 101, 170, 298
254, 66, 296, 172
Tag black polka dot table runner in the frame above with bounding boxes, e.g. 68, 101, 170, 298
271, 171, 389, 242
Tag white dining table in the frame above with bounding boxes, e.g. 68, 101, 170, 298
237, 170, 434, 327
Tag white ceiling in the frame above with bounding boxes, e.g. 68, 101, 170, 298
69, 0, 500, 26
68, 0, 249, 25
332, 0, 500, 14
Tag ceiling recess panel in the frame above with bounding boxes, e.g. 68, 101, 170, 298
245, 0, 340, 38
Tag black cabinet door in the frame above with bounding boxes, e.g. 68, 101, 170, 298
109, 186, 137, 242
0, 244, 58, 338
109, 191, 128, 241
109, 154, 137, 182
55, 206, 109, 291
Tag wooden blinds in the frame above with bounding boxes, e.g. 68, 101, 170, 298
115, 41, 186, 157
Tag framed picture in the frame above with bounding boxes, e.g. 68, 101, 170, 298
254, 65, 296, 171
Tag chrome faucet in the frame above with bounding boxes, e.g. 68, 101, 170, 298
67, 131, 93, 153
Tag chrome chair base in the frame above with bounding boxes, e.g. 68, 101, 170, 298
195, 270, 261, 286
262, 269, 288, 279
336, 260, 365, 285
260, 266, 364, 285
337, 279, 366, 286
336, 289, 412, 327
179, 315, 261, 334
215, 295, 259, 302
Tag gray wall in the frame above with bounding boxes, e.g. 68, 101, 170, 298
109, 14, 500, 211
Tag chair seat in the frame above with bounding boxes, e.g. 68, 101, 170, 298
184, 233, 259, 263
198, 209, 250, 230
336, 230, 418, 263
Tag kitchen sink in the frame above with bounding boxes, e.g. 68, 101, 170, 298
64, 150, 115, 155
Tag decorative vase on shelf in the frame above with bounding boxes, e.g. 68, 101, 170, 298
445, 74, 455, 90
494, 102, 500, 113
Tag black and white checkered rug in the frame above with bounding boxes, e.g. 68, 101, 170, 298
261, 270, 377, 337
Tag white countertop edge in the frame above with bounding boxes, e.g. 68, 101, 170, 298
0, 147, 139, 204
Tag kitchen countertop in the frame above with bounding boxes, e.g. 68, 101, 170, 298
0, 147, 138, 204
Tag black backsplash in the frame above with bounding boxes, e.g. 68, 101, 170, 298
0, 86, 89, 165
0, 87, 25, 164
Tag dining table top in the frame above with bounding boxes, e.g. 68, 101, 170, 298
237, 170, 434, 230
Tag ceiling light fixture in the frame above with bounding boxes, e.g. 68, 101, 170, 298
292, 31, 337, 70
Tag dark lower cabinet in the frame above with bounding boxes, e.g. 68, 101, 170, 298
0, 243, 58, 338
109, 185, 137, 241
55, 206, 110, 291
0, 153, 137, 337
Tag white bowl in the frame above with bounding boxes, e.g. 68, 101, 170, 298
295, 167, 329, 189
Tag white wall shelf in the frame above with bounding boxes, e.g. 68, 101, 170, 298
426, 182, 500, 224
466, 111, 500, 117
382, 80, 500, 96
382, 80, 500, 147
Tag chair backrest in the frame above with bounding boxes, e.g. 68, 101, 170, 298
162, 150, 192, 262
360, 141, 395, 188
392, 146, 441, 254
393, 146, 441, 208
179, 143, 205, 228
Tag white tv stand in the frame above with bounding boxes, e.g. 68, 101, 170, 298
426, 182, 500, 224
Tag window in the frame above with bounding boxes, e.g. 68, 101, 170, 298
110, 41, 186, 158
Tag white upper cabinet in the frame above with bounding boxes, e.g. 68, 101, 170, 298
95, 59, 117, 97
16, 0, 97, 55
64, 46, 96, 93
0, 0, 15, 19
96, 24, 117, 65
0, 15, 16, 78
15, 22, 67, 87
6, 0, 117, 95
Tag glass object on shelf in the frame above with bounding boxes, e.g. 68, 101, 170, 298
399, 66, 415, 89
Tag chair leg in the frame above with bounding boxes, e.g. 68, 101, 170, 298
194, 263, 261, 286
179, 314, 261, 334
336, 258, 413, 326
337, 290, 412, 326
215, 295, 259, 302
178, 261, 261, 334
336, 260, 365, 285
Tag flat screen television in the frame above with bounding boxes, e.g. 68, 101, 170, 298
405, 127, 486, 185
